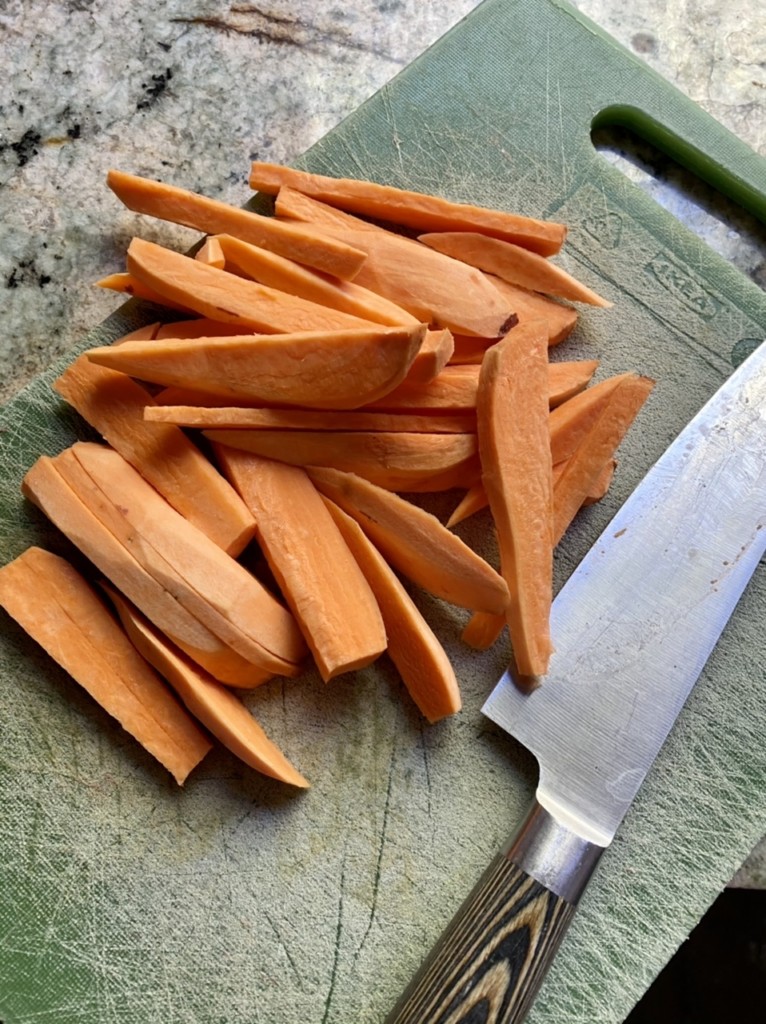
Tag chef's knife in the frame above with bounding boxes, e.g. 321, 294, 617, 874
388, 339, 766, 1024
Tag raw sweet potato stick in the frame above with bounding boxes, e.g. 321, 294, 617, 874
419, 232, 612, 307
250, 161, 566, 256
308, 466, 509, 614
86, 324, 426, 409
54, 355, 257, 557
104, 582, 310, 788
477, 320, 554, 680
0, 547, 212, 785
107, 169, 367, 280
213, 446, 387, 682
324, 501, 462, 723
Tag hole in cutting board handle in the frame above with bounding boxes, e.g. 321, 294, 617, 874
590, 105, 766, 296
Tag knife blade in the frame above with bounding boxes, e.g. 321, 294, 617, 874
387, 338, 766, 1024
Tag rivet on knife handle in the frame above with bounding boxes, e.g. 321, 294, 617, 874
387, 802, 604, 1024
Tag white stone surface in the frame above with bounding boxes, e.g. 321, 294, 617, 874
1, 0, 765, 890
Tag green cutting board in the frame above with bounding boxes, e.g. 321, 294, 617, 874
2, 1, 765, 1021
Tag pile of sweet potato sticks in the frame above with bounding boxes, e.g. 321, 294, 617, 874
0, 163, 653, 788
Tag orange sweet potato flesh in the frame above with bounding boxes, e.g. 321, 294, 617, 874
126, 238, 373, 334
107, 169, 367, 280
204, 429, 480, 493
552, 375, 654, 544
0, 547, 212, 785
461, 610, 506, 651
195, 235, 225, 269
419, 233, 612, 308
104, 583, 310, 788
64, 442, 306, 675
367, 361, 597, 413
484, 274, 578, 346
145, 404, 475, 433
273, 189, 517, 338
548, 372, 637, 465
324, 501, 461, 723
215, 233, 418, 328
478, 320, 554, 680
214, 447, 387, 682
86, 324, 426, 409
308, 466, 509, 614
54, 355, 257, 557
20, 454, 269, 686
154, 318, 258, 340
97, 272, 191, 313
250, 162, 566, 256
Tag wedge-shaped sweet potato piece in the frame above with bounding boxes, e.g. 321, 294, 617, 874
548, 372, 637, 465
114, 322, 161, 343
419, 233, 612, 307
61, 442, 307, 676
21, 456, 267, 687
86, 323, 426, 409
0, 547, 212, 785
406, 329, 454, 385
107, 170, 366, 280
446, 481, 489, 528
461, 610, 506, 651
553, 375, 654, 544
126, 238, 372, 334
215, 233, 418, 327
154, 318, 258, 339
478, 320, 554, 680
325, 501, 461, 723
145, 404, 475, 433
195, 235, 225, 269
204, 429, 479, 493
367, 361, 598, 413
309, 466, 509, 614
214, 447, 386, 682
97, 272, 191, 312
104, 583, 309, 788
484, 274, 578, 346
273, 189, 517, 337
54, 355, 256, 557
251, 164, 566, 256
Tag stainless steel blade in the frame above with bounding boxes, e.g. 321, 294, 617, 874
483, 341, 766, 847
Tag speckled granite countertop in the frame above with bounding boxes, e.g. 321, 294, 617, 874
2, 0, 765, 885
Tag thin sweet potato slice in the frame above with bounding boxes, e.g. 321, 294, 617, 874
97, 272, 191, 312
552, 375, 654, 544
484, 274, 578, 346
104, 583, 309, 788
324, 501, 461, 723
154, 318, 258, 340
548, 372, 637, 465
145, 405, 475, 433
477, 320, 554, 680
195, 236, 225, 269
273, 189, 517, 338
250, 163, 566, 256
114, 322, 161, 343
204, 429, 480, 493
107, 169, 367, 280
419, 233, 612, 307
86, 324, 425, 409
21, 455, 268, 687
64, 442, 306, 675
446, 481, 489, 528
126, 238, 373, 334
308, 466, 509, 614
54, 355, 257, 557
367, 361, 598, 413
214, 447, 386, 682
461, 610, 506, 651
0, 547, 212, 785
215, 233, 418, 327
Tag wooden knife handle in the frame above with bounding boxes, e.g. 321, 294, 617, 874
387, 801, 605, 1024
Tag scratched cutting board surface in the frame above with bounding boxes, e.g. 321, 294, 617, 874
2, 1, 766, 1022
